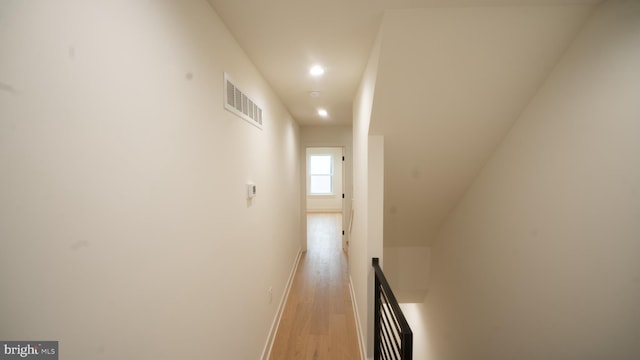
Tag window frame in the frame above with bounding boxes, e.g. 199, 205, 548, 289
308, 154, 334, 196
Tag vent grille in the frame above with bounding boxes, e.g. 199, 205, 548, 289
224, 73, 263, 129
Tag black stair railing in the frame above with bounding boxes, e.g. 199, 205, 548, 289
372, 257, 413, 360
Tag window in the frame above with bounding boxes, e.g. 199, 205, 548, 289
309, 155, 333, 195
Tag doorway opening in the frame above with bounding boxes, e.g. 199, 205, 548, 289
305, 147, 345, 251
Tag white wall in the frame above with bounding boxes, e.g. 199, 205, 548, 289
0, 1, 301, 359
417, 1, 640, 359
372, 5, 593, 248
351, 27, 384, 359
383, 246, 430, 303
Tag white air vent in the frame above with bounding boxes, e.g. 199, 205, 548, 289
224, 73, 263, 129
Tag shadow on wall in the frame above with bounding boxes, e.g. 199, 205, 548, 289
383, 246, 430, 303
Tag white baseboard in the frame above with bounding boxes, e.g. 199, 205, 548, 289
261, 248, 303, 360
306, 209, 343, 213
349, 275, 367, 360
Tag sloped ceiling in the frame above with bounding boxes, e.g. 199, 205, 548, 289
370, 5, 594, 246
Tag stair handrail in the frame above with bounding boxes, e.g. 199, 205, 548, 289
372, 257, 413, 360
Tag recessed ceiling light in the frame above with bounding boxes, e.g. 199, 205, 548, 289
318, 109, 328, 117
310, 65, 325, 77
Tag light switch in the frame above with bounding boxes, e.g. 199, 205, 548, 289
247, 184, 256, 199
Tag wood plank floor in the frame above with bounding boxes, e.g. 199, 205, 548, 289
270, 213, 361, 360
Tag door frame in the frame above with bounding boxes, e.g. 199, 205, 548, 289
303, 146, 348, 252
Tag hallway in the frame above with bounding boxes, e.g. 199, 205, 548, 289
270, 213, 361, 359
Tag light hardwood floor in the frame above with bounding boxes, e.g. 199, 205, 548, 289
270, 213, 361, 360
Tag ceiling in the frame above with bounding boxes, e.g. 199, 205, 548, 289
208, 0, 601, 252
207, 0, 601, 127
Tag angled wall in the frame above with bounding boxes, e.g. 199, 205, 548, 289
420, 1, 640, 358
366, 2, 594, 321
372, 5, 593, 248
